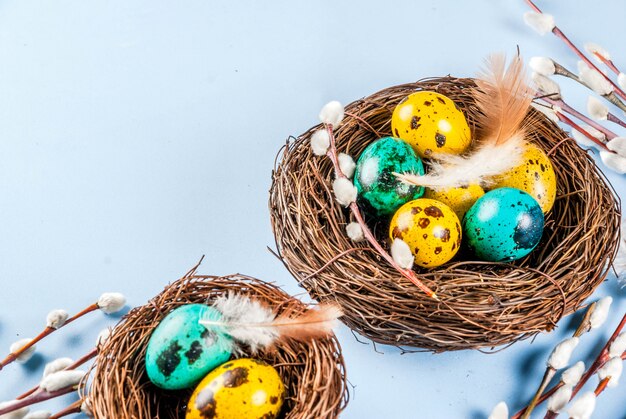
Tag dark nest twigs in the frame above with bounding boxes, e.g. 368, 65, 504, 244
269, 76, 621, 352
82, 271, 348, 418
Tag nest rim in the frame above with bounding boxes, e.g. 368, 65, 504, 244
269, 76, 621, 352
83, 270, 349, 418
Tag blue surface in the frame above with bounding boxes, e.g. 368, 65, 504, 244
0, 1, 625, 418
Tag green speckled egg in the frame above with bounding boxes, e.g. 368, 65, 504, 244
145, 304, 232, 390
463, 187, 544, 262
354, 136, 425, 215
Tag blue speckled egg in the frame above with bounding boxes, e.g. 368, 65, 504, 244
463, 187, 544, 262
354, 136, 425, 215
145, 304, 232, 390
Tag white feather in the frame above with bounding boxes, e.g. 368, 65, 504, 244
523, 12, 555, 35
487, 401, 508, 419
346, 222, 364, 242
598, 356, 623, 387
532, 72, 561, 97
203, 293, 277, 354
567, 391, 596, 419
310, 129, 330, 156
46, 310, 68, 329
578, 61, 613, 95
587, 96, 608, 120
397, 136, 524, 190
590, 296, 612, 329
618, 73, 626, 92
584, 42, 611, 62
547, 385, 572, 413
601, 150, 626, 173
609, 332, 626, 357
548, 337, 579, 369
9, 339, 35, 363
529, 56, 556, 76
338, 153, 356, 178
319, 101, 344, 128
607, 137, 626, 157
332, 177, 357, 207
391, 238, 414, 270
561, 361, 585, 386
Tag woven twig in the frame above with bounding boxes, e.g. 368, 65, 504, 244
82, 271, 348, 418
269, 76, 621, 352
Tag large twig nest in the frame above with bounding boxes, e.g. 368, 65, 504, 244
269, 76, 621, 352
83, 270, 348, 418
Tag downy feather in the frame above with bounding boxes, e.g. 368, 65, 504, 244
200, 292, 342, 354
398, 54, 533, 190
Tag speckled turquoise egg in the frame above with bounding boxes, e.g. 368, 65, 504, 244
145, 304, 233, 390
354, 136, 425, 215
463, 187, 544, 262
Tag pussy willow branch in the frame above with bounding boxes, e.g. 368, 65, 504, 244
512, 313, 626, 418
0, 386, 76, 416
555, 111, 611, 152
49, 400, 82, 419
16, 347, 98, 400
519, 303, 596, 419
525, 0, 626, 101
0, 304, 99, 371
542, 96, 618, 142
324, 124, 438, 300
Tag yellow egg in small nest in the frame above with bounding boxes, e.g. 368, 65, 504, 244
424, 184, 485, 220
186, 358, 285, 419
491, 143, 556, 213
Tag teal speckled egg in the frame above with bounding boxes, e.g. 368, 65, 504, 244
354, 137, 425, 215
463, 187, 544, 262
145, 304, 232, 390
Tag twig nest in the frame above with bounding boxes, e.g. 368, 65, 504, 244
82, 271, 348, 418
269, 77, 621, 351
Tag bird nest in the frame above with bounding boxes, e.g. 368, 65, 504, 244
82, 270, 349, 418
269, 76, 621, 352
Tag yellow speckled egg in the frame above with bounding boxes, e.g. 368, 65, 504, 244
423, 184, 485, 220
389, 198, 461, 268
391, 91, 471, 158
491, 143, 556, 213
186, 358, 285, 419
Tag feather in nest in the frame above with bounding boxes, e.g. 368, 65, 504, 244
199, 292, 342, 354
396, 54, 535, 190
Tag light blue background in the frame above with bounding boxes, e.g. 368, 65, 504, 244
0, 1, 625, 418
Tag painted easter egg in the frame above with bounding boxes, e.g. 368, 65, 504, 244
354, 136, 425, 215
423, 184, 485, 220
145, 304, 232, 390
389, 198, 461, 268
463, 187, 544, 262
186, 358, 285, 419
391, 91, 471, 158
491, 143, 557, 213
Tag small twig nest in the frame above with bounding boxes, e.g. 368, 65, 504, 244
82, 270, 349, 418
269, 77, 621, 352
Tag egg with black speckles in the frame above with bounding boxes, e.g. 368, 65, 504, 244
463, 187, 544, 262
389, 198, 462, 268
491, 143, 557, 213
186, 358, 285, 419
391, 91, 471, 158
145, 304, 233, 390
354, 136, 425, 215
424, 184, 485, 220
